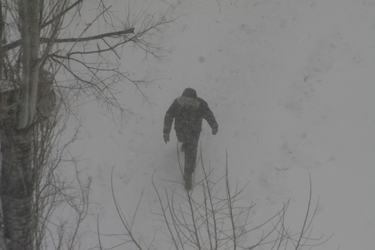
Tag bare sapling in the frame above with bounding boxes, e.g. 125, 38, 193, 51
109, 147, 331, 249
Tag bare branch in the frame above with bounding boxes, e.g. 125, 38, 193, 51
41, 28, 135, 44
41, 0, 83, 29
109, 165, 145, 250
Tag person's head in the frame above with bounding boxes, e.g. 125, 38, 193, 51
181, 88, 197, 99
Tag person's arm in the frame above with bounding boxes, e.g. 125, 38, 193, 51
201, 101, 218, 134
163, 99, 178, 142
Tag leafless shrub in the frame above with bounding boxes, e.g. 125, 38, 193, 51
31, 95, 90, 250
109, 149, 331, 250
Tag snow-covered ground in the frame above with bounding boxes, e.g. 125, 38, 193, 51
67, 0, 375, 249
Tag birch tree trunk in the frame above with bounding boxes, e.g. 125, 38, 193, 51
1, 126, 34, 250
17, 0, 40, 129
1, 0, 40, 249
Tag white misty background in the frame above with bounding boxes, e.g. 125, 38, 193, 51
5, 0, 373, 249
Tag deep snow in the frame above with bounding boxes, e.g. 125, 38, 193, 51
66, 0, 375, 249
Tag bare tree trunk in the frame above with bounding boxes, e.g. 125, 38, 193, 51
0, 1, 4, 78
17, 0, 40, 129
1, 124, 35, 250
0, 0, 39, 249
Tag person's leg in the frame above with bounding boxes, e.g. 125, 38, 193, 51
183, 132, 200, 189
175, 128, 187, 152
175, 129, 184, 143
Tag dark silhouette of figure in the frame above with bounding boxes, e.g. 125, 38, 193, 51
163, 88, 218, 189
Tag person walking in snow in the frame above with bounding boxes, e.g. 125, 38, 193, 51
163, 88, 218, 190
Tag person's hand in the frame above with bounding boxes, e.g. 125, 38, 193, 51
163, 133, 170, 143
212, 127, 218, 135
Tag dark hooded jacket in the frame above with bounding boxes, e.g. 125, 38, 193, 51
163, 88, 218, 135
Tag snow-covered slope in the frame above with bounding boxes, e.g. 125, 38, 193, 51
69, 0, 375, 249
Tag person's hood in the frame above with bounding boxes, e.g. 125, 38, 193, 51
181, 88, 197, 99
177, 96, 200, 109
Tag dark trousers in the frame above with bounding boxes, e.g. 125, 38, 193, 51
176, 129, 200, 177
